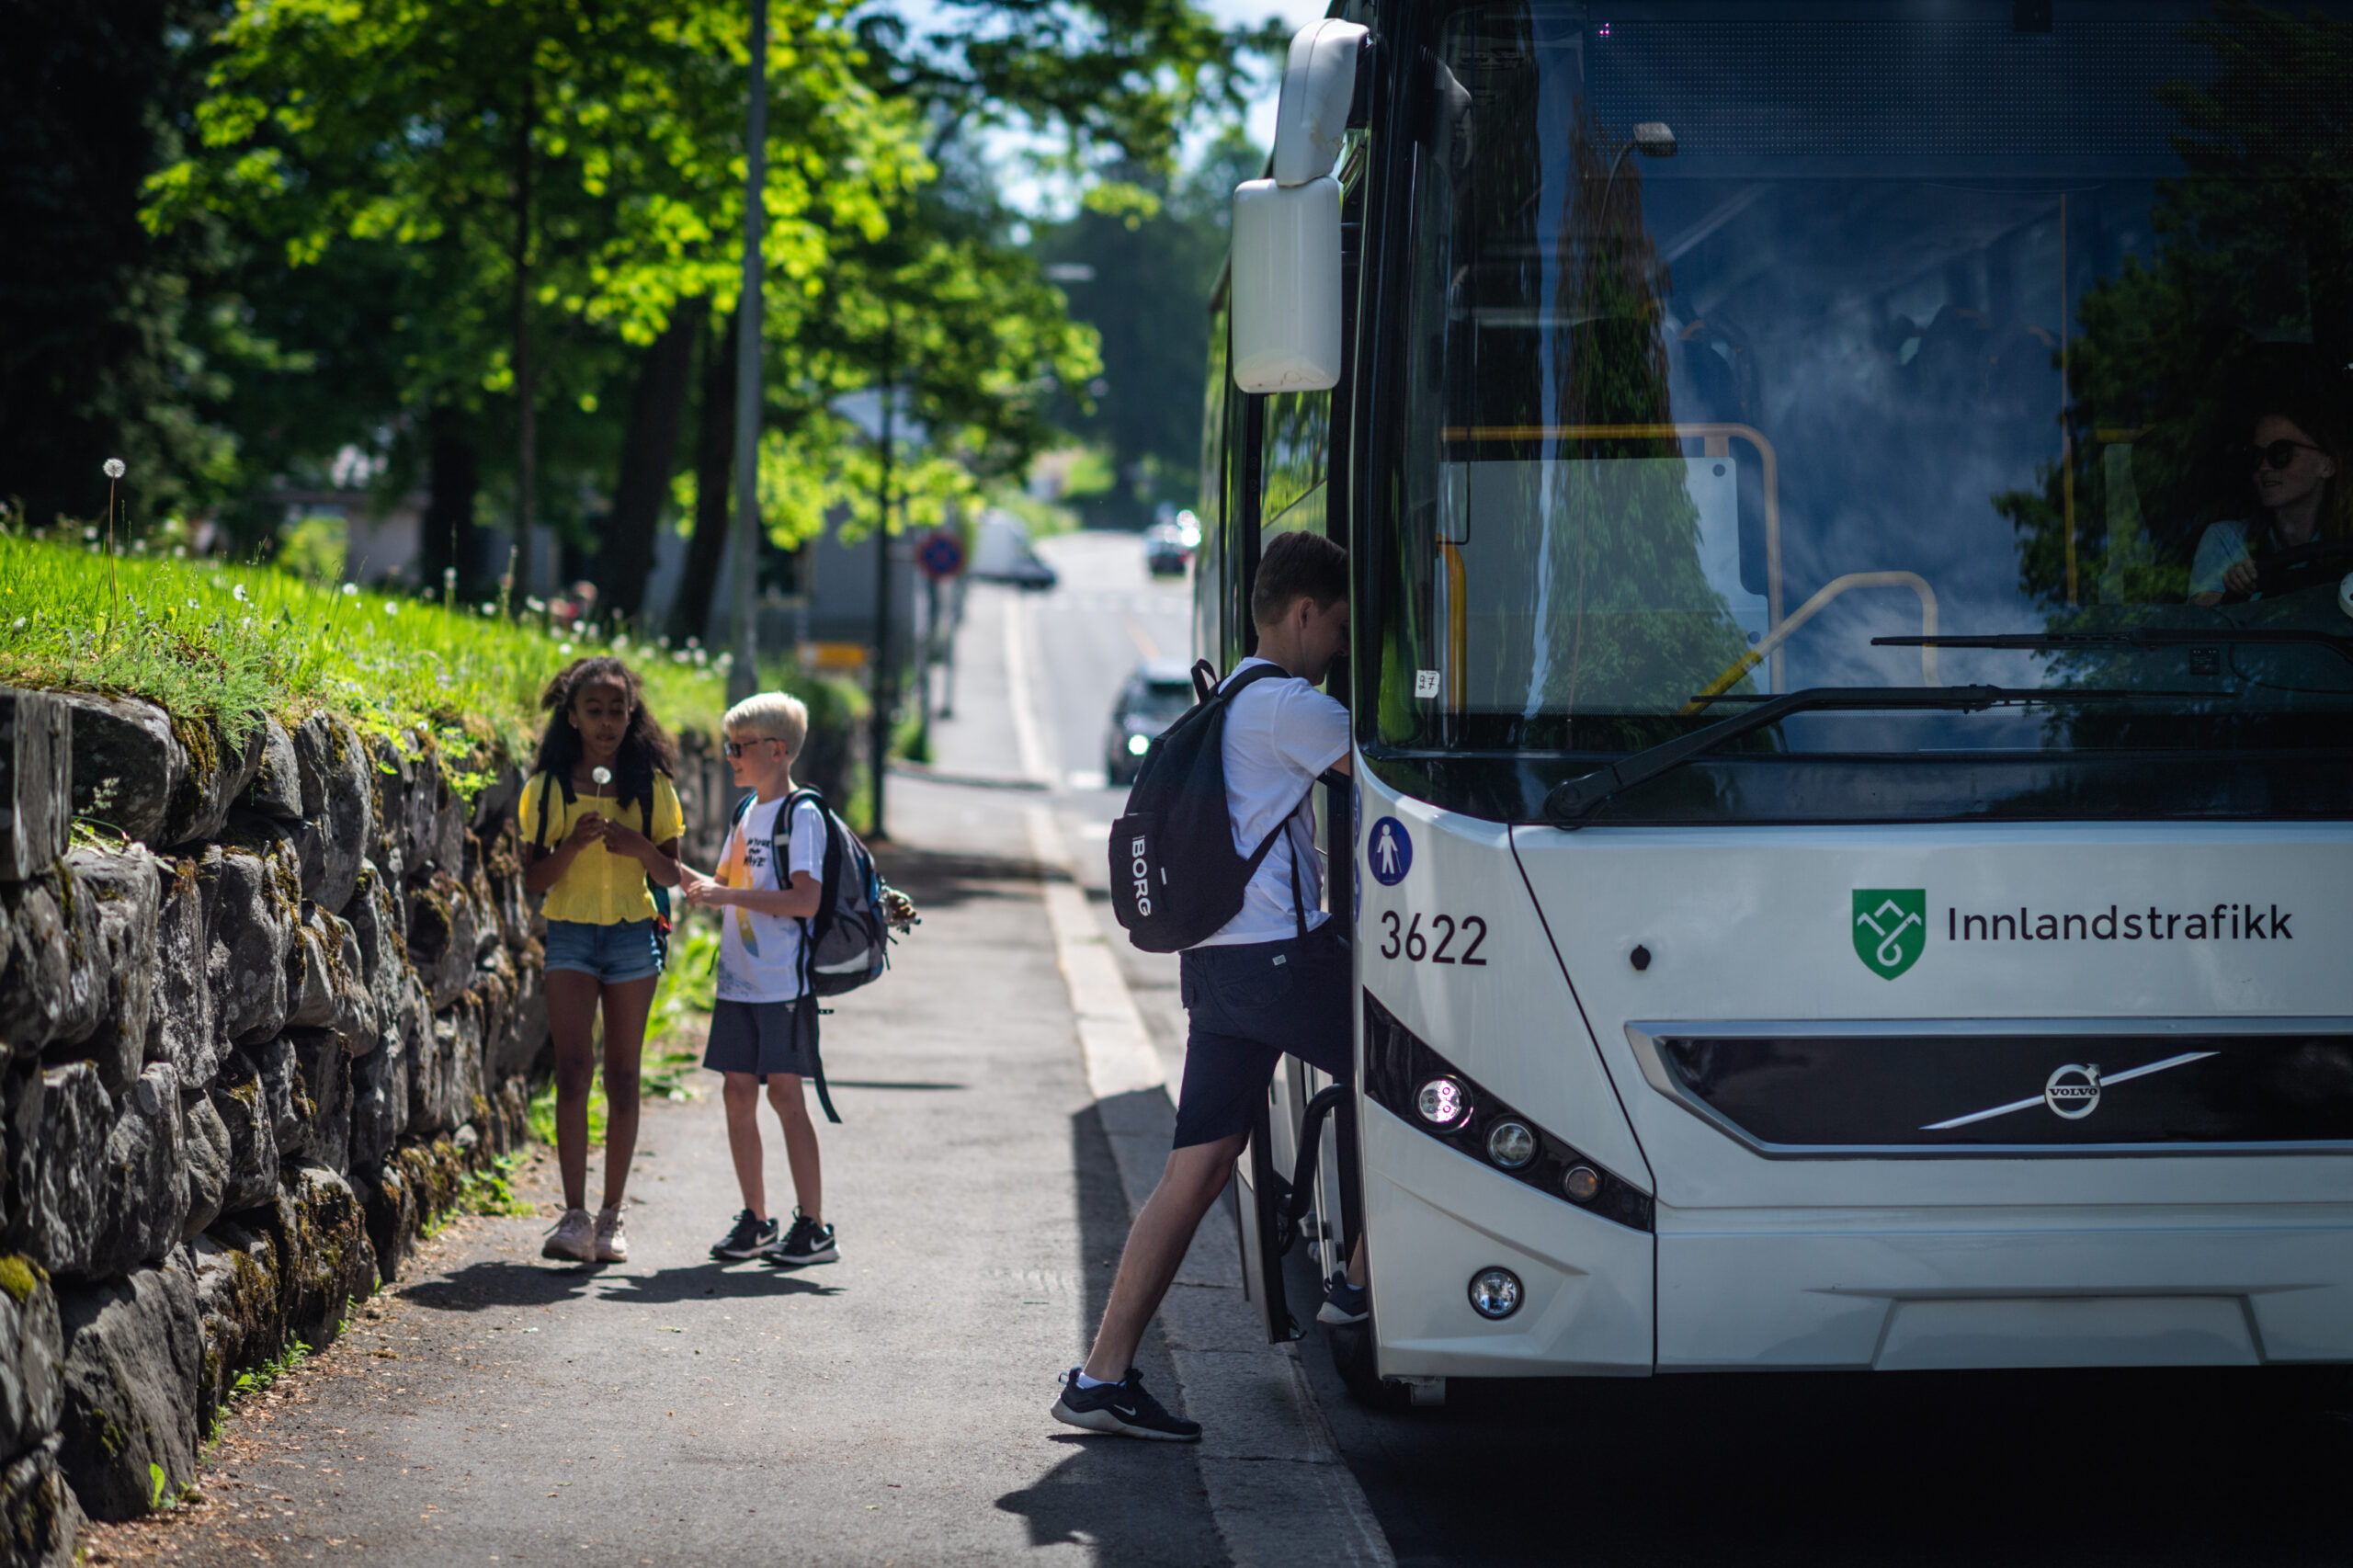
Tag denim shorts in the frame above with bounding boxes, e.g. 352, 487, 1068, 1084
543, 918, 663, 984
1172, 923, 1352, 1148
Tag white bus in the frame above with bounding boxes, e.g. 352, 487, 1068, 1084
1202, 0, 2353, 1402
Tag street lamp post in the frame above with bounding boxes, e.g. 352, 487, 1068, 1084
870, 369, 894, 838
728, 0, 767, 704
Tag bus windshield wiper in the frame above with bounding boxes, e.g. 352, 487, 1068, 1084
1543, 685, 2163, 824
1875, 629, 2353, 666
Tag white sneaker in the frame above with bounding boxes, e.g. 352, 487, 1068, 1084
541, 1208, 595, 1262
593, 1205, 629, 1263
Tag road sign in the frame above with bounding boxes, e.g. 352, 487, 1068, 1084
917, 528, 966, 581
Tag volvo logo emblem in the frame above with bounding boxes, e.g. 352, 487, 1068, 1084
2043, 1062, 2103, 1120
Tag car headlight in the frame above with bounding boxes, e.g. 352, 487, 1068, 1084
1125, 733, 1151, 756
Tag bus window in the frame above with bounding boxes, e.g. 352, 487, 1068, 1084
1199, 298, 1231, 665
1263, 390, 1331, 541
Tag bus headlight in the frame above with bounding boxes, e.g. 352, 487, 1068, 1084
1485, 1120, 1538, 1170
1415, 1077, 1472, 1130
1365, 990, 1654, 1233
1468, 1267, 1523, 1320
1126, 733, 1151, 756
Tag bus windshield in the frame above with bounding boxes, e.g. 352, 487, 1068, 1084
1370, 0, 2353, 823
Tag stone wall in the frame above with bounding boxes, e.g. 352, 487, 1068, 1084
0, 689, 735, 1562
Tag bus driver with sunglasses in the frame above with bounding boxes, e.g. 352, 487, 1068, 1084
2191, 400, 2353, 605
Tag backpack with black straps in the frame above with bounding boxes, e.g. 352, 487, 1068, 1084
728, 785, 900, 999
1108, 659, 1312, 953
530, 770, 675, 963
727, 785, 915, 1125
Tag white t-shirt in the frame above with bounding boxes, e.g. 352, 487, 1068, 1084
1192, 657, 1351, 949
715, 795, 828, 1002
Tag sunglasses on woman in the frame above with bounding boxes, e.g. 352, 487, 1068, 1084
2243, 437, 2328, 471
722, 737, 782, 759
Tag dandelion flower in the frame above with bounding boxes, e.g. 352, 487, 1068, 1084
102, 459, 125, 480
83, 527, 98, 542
384, 601, 399, 617
558, 642, 574, 655
232, 584, 249, 603
341, 583, 358, 597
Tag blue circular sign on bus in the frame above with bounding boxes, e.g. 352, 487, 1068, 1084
1368, 817, 1413, 886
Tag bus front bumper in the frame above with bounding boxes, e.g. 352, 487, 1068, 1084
1364, 1102, 2353, 1373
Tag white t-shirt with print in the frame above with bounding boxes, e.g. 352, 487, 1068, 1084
1191, 657, 1351, 949
715, 794, 828, 1003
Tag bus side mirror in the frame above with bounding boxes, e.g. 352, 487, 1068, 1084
1232, 19, 1370, 394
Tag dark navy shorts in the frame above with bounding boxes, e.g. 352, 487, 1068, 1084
703, 997, 821, 1080
1171, 922, 1352, 1149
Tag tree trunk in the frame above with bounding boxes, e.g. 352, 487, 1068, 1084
421, 410, 482, 593
601, 298, 707, 624
513, 70, 537, 580
671, 309, 738, 644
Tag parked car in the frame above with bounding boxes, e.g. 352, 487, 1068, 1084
971, 509, 1061, 591
1104, 660, 1197, 784
1142, 521, 1191, 577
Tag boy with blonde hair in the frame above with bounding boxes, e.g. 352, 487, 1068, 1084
676, 691, 838, 1266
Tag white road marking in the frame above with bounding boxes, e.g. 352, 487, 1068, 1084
1002, 592, 1053, 787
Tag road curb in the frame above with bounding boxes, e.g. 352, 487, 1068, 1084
1026, 807, 1394, 1568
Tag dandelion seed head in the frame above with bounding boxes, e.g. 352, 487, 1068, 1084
102, 459, 125, 480
341, 583, 358, 597
384, 602, 399, 616
82, 527, 98, 542
558, 642, 574, 655
232, 584, 249, 603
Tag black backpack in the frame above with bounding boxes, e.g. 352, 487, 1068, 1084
729, 786, 894, 999
1109, 660, 1312, 953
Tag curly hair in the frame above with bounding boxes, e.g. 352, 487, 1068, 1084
531, 656, 677, 823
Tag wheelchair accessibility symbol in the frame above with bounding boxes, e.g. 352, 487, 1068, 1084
1369, 818, 1413, 886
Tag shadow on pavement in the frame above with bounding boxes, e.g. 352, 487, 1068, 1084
871, 845, 1057, 914
396, 1260, 602, 1312
594, 1264, 847, 1305
992, 1105, 1225, 1567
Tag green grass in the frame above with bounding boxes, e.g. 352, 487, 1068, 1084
0, 531, 728, 769
456, 1153, 536, 1219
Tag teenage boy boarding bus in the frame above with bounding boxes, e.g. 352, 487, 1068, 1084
677, 692, 840, 1267
1054, 531, 1360, 1441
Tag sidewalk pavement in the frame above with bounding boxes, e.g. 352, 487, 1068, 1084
83, 578, 1390, 1568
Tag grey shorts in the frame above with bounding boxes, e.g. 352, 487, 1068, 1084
702, 998, 820, 1080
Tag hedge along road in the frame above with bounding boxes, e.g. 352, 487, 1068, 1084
82, 763, 1230, 1561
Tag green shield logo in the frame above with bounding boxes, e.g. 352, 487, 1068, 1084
1852, 889, 1927, 979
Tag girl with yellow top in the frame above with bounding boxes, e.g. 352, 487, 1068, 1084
519, 656, 683, 1264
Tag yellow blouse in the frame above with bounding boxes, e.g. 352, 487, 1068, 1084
519, 770, 684, 926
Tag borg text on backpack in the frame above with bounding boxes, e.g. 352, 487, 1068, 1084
1108, 659, 1315, 954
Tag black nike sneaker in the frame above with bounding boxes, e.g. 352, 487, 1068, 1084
710, 1209, 779, 1261
1051, 1368, 1202, 1442
765, 1210, 837, 1266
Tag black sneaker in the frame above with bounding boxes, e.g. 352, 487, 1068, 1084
765, 1210, 837, 1267
710, 1209, 779, 1261
1317, 1272, 1369, 1326
1051, 1368, 1201, 1442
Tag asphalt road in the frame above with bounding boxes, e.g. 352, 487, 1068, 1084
1015, 532, 2353, 1568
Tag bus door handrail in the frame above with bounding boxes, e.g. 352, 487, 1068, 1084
1437, 422, 1786, 694
1685, 571, 1941, 714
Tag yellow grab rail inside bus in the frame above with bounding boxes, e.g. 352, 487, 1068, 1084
1435, 422, 1786, 704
